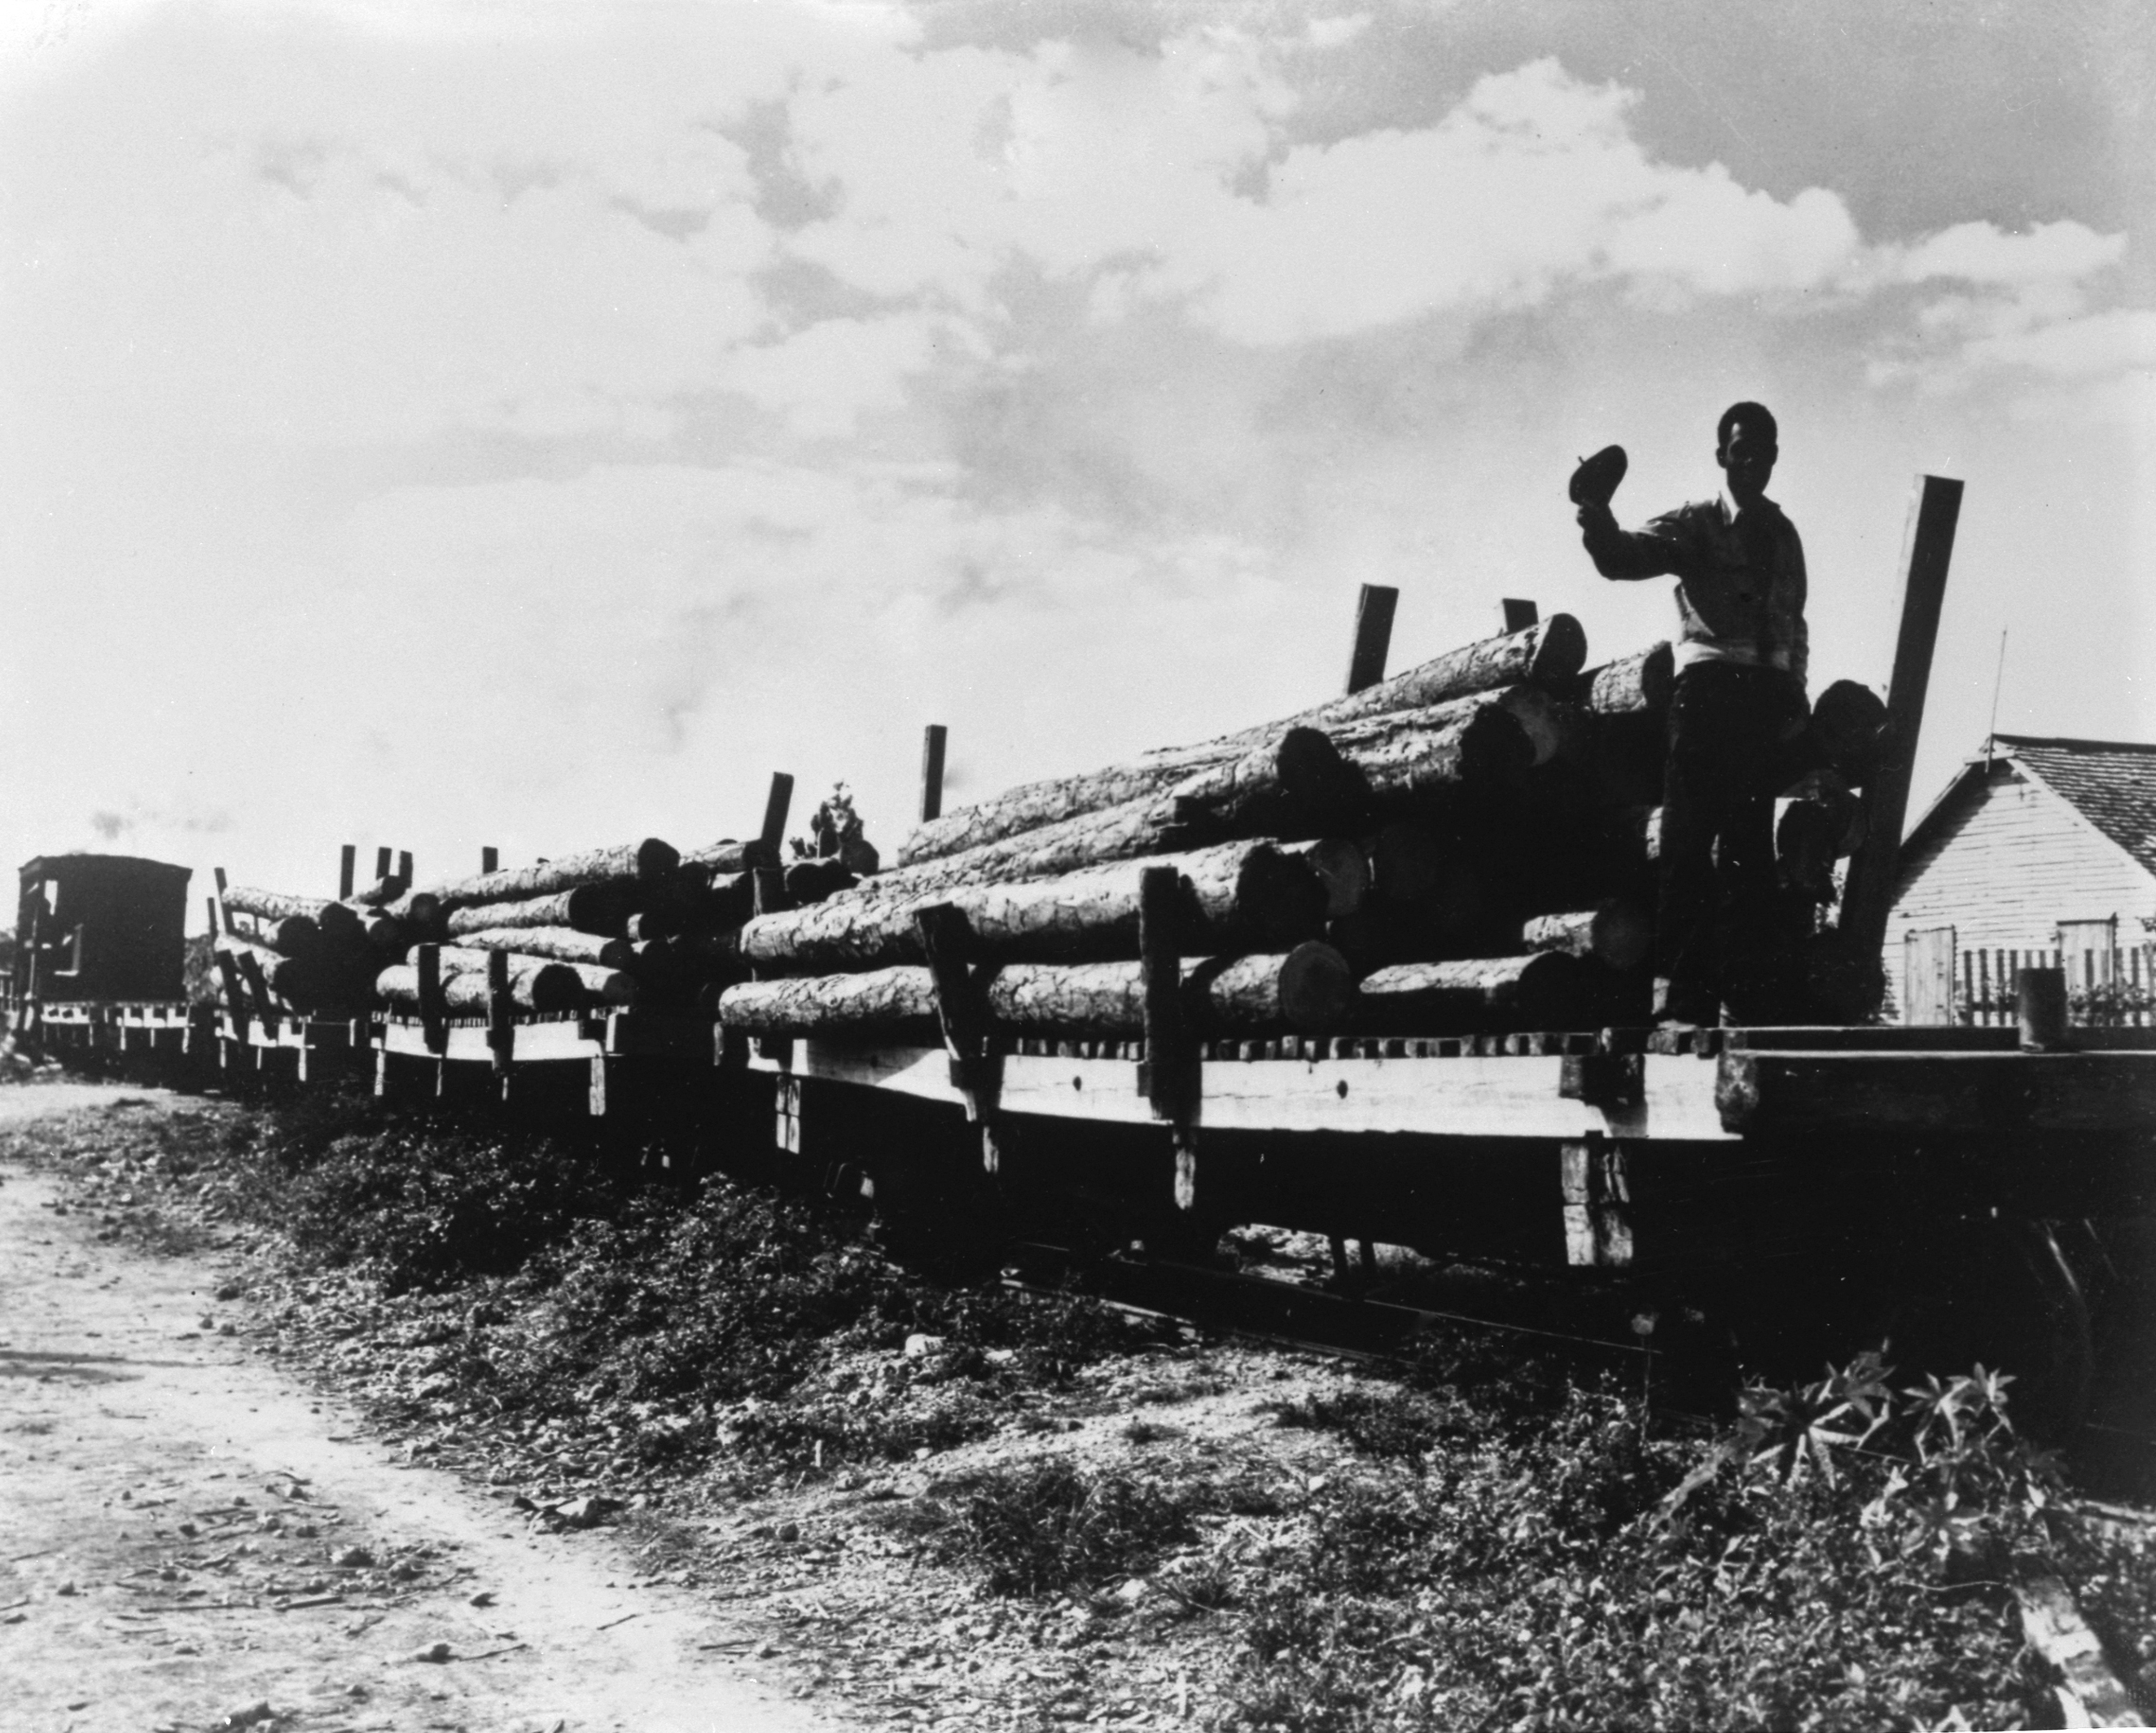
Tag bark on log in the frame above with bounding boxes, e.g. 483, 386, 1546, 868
1558, 643, 1674, 715
344, 875, 409, 910
681, 838, 780, 875
224, 887, 363, 946
1328, 694, 1536, 800
430, 947, 592, 1012
739, 842, 1327, 973
452, 927, 635, 971
397, 839, 680, 919
1154, 616, 1589, 764
1521, 903, 1653, 972
897, 725, 1358, 868
876, 727, 1358, 890
863, 796, 1203, 897
1356, 952, 1588, 1031
717, 944, 1352, 1039
377, 962, 574, 1016
716, 966, 941, 1040
984, 945, 1352, 1038
445, 885, 632, 939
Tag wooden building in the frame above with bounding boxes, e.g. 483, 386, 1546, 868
1888, 735, 2156, 1024
11, 853, 193, 1006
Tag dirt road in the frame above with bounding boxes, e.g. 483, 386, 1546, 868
0, 1084, 835, 1733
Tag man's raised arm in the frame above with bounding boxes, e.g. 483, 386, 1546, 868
1577, 501, 1681, 581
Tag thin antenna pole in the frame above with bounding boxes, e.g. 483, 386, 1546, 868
1985, 629, 2008, 768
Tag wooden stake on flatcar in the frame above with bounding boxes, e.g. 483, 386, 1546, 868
486, 948, 514, 1076
920, 725, 949, 824
481, 846, 499, 875
1840, 476, 1964, 959
233, 947, 277, 1036
1137, 864, 1201, 1215
397, 850, 414, 888
339, 845, 356, 901
1501, 598, 1540, 633
375, 847, 392, 883
416, 942, 446, 1055
760, 774, 795, 850
212, 867, 235, 945
1344, 584, 1399, 695
915, 902, 995, 1117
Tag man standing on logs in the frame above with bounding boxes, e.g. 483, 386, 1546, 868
1572, 401, 1809, 1026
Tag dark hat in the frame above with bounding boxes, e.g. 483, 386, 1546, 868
1568, 444, 1628, 509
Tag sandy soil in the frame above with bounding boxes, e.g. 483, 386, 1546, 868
0, 1084, 838, 1733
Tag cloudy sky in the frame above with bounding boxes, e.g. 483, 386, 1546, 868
2, 0, 2149, 913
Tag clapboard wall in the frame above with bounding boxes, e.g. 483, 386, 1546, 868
1888, 757, 2156, 1014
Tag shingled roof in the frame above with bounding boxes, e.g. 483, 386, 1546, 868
1904, 735, 2156, 880
1996, 735, 2156, 878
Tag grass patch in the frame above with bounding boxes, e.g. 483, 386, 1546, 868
936, 1458, 1202, 1597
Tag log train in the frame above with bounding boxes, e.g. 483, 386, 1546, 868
11, 474, 2155, 1445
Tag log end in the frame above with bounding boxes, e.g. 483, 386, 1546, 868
1277, 941, 1356, 1033
1234, 846, 1331, 949
1527, 613, 1589, 686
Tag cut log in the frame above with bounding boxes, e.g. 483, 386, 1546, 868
739, 842, 1328, 973
1809, 679, 1889, 777
223, 888, 363, 947
430, 946, 594, 1011
986, 945, 1352, 1038
378, 961, 578, 1016
783, 858, 858, 906
445, 884, 633, 939
704, 871, 756, 927
1558, 643, 1673, 715
1327, 693, 1536, 799
865, 796, 1203, 897
238, 913, 321, 959
681, 837, 780, 875
716, 966, 941, 1041
897, 725, 1357, 868
717, 944, 1353, 1040
396, 839, 680, 919
1521, 902, 1653, 972
215, 938, 317, 1005
624, 909, 682, 943
1356, 952, 1589, 1032
451, 926, 634, 971
344, 874, 409, 910
1282, 838, 1369, 919
1158, 616, 1588, 764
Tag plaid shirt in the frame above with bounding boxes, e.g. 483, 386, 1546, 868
1581, 493, 1808, 687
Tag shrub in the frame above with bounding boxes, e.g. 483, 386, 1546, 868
939, 1459, 1201, 1597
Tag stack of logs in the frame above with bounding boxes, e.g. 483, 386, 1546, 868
717, 612, 1887, 1046
214, 801, 874, 1024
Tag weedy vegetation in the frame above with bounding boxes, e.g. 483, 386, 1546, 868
6, 1087, 2155, 1730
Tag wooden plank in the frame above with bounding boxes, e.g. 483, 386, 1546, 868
760, 773, 795, 849
919, 725, 948, 824
487, 949, 514, 1075
1137, 864, 1196, 1120
1343, 583, 1399, 695
1717, 1049, 2156, 1135
1842, 474, 1964, 959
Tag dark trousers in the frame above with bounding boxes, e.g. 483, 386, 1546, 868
1658, 663, 1802, 1005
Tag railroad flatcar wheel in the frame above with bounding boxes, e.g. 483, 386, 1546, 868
1869, 1212, 2094, 1441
